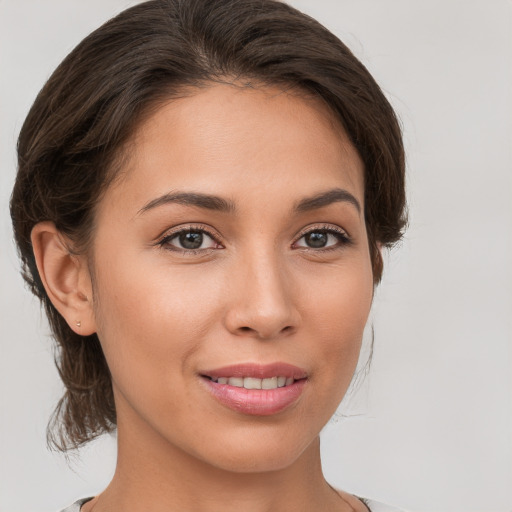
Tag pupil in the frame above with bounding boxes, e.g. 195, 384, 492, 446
179, 231, 203, 249
306, 231, 327, 248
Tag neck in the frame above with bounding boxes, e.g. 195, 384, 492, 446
85, 408, 350, 512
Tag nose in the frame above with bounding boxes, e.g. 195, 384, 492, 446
223, 250, 300, 340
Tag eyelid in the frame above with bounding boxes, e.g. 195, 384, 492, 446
294, 223, 349, 239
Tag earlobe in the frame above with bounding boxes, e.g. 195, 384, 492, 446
31, 221, 96, 335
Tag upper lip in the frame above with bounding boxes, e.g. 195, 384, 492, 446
201, 362, 308, 380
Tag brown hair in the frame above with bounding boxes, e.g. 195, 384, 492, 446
10, 0, 406, 451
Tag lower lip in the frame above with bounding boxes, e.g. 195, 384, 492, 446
202, 378, 307, 416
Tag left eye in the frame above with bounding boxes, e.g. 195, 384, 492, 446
294, 229, 348, 249
163, 229, 219, 251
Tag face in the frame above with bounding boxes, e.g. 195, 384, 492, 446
87, 83, 373, 473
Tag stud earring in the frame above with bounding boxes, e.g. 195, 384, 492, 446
76, 320, 81, 328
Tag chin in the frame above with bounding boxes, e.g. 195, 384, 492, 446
192, 425, 317, 474
208, 449, 305, 474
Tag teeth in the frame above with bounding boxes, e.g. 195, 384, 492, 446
262, 377, 278, 389
213, 376, 295, 389
244, 377, 262, 389
227, 377, 244, 387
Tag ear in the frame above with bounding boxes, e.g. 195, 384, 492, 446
31, 221, 96, 335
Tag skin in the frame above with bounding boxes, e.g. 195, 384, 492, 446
32, 83, 374, 512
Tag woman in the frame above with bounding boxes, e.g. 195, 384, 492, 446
10, 0, 406, 510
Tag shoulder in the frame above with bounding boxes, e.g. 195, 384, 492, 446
59, 497, 93, 512
335, 489, 371, 511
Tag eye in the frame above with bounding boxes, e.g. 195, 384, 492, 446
158, 227, 222, 253
293, 226, 351, 250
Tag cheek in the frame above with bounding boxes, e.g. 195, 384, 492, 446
301, 257, 374, 392
305, 254, 373, 335
89, 251, 222, 392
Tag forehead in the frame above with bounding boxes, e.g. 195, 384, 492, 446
101, 83, 365, 216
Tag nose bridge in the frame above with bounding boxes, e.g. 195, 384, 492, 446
223, 243, 298, 339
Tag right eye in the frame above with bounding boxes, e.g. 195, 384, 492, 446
158, 227, 223, 253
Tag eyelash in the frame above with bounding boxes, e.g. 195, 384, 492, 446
156, 223, 352, 255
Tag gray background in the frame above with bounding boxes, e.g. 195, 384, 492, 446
1, 1, 511, 511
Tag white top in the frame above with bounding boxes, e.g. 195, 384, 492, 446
361, 498, 407, 512
60, 496, 407, 511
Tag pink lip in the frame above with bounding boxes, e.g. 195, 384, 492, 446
202, 362, 307, 380
200, 362, 308, 416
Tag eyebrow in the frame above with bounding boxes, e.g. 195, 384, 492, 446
138, 191, 236, 215
137, 187, 361, 216
294, 188, 361, 214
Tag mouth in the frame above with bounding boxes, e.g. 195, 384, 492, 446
199, 362, 308, 416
